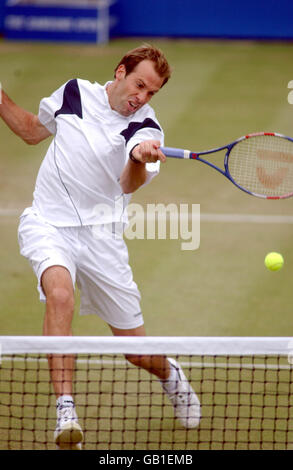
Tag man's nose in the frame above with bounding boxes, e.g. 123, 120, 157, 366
137, 90, 149, 104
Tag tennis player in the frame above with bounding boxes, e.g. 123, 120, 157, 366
0, 44, 201, 449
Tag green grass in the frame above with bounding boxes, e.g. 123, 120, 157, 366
1, 38, 293, 450
1, 38, 293, 337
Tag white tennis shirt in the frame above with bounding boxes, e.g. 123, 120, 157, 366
32, 79, 163, 227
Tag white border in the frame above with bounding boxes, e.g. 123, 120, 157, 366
0, 336, 292, 356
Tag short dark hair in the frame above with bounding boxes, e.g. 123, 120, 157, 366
114, 44, 171, 87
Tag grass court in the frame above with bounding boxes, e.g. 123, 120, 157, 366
1, 38, 293, 449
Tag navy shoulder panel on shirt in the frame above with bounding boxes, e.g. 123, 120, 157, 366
55, 79, 83, 119
120, 118, 161, 144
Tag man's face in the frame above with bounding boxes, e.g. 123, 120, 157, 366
108, 60, 164, 117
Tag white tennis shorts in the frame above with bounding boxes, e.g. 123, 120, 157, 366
18, 207, 143, 329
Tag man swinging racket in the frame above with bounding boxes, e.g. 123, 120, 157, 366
0, 44, 201, 449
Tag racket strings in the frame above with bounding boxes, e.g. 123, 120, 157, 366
228, 136, 293, 197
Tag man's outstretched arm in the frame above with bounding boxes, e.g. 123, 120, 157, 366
0, 90, 52, 145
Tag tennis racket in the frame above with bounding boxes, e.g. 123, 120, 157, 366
161, 132, 293, 199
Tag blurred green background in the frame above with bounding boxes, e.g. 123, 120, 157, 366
1, 38, 293, 337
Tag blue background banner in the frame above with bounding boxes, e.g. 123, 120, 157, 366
3, 3, 109, 42
0, 0, 5, 35
1, 0, 293, 41
111, 0, 293, 41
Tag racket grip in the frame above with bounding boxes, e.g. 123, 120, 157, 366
160, 146, 190, 159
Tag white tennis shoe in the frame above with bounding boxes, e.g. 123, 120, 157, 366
54, 401, 83, 450
164, 358, 201, 429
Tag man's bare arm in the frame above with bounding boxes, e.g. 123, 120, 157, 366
0, 90, 52, 144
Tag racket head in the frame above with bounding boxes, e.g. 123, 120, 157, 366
226, 132, 293, 199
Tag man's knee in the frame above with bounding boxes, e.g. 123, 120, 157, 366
41, 266, 74, 313
43, 286, 75, 336
46, 286, 74, 312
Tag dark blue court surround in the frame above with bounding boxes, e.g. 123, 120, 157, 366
2, 0, 293, 42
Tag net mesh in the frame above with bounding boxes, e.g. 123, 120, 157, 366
0, 336, 293, 450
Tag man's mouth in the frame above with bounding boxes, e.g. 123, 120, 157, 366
128, 100, 139, 112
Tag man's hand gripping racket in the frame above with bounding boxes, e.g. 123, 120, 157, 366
161, 132, 293, 199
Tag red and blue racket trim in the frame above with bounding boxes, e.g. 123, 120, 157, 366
161, 132, 293, 200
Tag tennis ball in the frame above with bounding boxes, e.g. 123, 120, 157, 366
264, 252, 284, 272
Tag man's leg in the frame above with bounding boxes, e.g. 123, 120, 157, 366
42, 265, 75, 397
109, 324, 170, 379
109, 324, 201, 429
41, 265, 83, 448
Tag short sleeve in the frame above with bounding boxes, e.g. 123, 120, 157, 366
38, 82, 67, 135
125, 111, 164, 187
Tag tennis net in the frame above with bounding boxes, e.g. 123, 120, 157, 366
0, 336, 293, 450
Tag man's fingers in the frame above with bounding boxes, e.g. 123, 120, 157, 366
131, 140, 166, 163
157, 148, 166, 163
142, 141, 166, 163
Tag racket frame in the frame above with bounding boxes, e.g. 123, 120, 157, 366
161, 132, 293, 200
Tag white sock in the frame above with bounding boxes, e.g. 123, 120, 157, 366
160, 361, 179, 394
56, 394, 75, 408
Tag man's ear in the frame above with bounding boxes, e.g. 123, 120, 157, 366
115, 64, 126, 80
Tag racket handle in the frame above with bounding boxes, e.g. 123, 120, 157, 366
160, 146, 190, 159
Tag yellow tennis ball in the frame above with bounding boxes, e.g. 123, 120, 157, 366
264, 252, 284, 272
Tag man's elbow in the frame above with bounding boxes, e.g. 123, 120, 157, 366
23, 134, 43, 145
23, 126, 51, 145
120, 182, 134, 194
121, 176, 147, 194
23, 115, 51, 145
